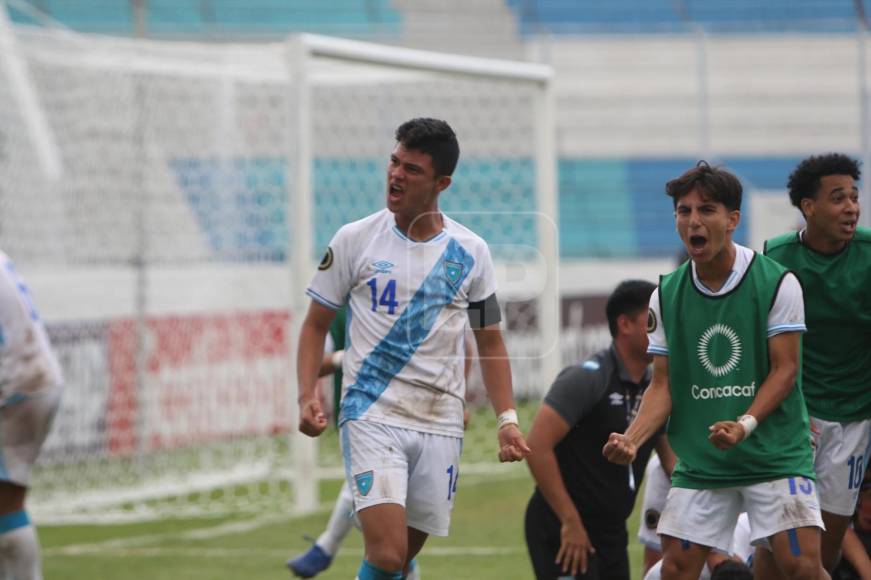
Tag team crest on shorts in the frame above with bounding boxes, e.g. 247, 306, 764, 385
318, 247, 334, 271
354, 470, 374, 496
444, 261, 464, 286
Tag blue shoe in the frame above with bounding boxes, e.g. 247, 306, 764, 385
286, 544, 333, 578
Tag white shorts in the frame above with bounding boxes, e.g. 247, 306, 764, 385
340, 420, 462, 537
657, 478, 824, 553
643, 558, 713, 580
810, 416, 871, 516
0, 387, 62, 486
637, 454, 670, 552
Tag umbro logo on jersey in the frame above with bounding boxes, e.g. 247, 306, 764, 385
609, 392, 624, 406
372, 260, 395, 274
444, 261, 464, 286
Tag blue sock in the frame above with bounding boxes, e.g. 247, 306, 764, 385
357, 559, 403, 580
0, 510, 40, 580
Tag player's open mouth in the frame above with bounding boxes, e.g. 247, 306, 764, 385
388, 183, 404, 201
689, 235, 707, 254
841, 220, 857, 234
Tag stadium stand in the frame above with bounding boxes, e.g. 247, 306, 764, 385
8, 0, 869, 260
11, 0, 401, 37
507, 0, 867, 34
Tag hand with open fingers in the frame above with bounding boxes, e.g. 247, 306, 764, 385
708, 420, 743, 450
298, 398, 328, 437
602, 432, 636, 465
556, 517, 596, 577
497, 424, 531, 462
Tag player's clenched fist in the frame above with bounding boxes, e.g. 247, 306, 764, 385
298, 398, 328, 437
708, 420, 743, 450
498, 424, 531, 462
602, 432, 636, 465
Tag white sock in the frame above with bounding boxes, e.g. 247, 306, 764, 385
0, 511, 41, 580
316, 481, 354, 556
406, 558, 421, 580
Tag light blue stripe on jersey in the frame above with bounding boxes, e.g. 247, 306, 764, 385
341, 238, 475, 423
306, 288, 342, 310
767, 323, 806, 337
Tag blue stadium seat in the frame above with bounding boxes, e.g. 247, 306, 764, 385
506, 0, 865, 34
10, 0, 401, 37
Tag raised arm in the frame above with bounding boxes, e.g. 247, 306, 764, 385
473, 323, 530, 462
297, 300, 337, 437
603, 354, 672, 465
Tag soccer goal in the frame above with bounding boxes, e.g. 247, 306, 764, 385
0, 17, 558, 522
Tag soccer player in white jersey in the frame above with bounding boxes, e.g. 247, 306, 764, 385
296, 118, 530, 580
0, 252, 63, 580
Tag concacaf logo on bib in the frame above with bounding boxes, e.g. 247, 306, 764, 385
696, 323, 742, 377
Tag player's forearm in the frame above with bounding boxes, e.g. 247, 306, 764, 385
297, 320, 329, 402
743, 359, 797, 424
527, 449, 582, 525
625, 379, 671, 448
654, 435, 677, 477
475, 328, 516, 414
842, 527, 871, 579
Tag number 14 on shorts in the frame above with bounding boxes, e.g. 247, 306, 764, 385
446, 465, 459, 500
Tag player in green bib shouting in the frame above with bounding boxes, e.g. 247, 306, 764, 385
764, 153, 871, 577
603, 161, 826, 580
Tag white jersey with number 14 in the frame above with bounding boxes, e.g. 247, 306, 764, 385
307, 209, 497, 438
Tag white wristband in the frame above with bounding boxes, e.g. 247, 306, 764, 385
737, 414, 758, 441
330, 350, 344, 369
497, 409, 519, 431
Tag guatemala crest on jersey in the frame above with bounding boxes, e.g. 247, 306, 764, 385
354, 470, 374, 496
444, 260, 464, 287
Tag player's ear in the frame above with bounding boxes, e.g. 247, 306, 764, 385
726, 209, 740, 234
435, 175, 451, 194
616, 312, 630, 336
800, 196, 814, 218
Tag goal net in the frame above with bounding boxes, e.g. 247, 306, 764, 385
0, 21, 557, 521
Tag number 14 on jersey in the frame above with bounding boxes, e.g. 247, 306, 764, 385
366, 278, 399, 314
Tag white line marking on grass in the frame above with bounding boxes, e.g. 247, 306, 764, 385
46, 545, 524, 558
46, 471, 529, 557
47, 505, 336, 555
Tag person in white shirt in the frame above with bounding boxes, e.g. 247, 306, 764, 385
295, 118, 529, 580
0, 252, 63, 580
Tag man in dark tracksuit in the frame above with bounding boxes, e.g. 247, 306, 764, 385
525, 280, 674, 580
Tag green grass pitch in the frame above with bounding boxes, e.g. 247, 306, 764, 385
40, 405, 647, 579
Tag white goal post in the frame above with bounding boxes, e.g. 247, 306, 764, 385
0, 20, 558, 522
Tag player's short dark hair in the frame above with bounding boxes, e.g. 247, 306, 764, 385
606, 279, 656, 338
665, 160, 743, 212
710, 560, 753, 580
787, 153, 861, 213
395, 118, 460, 177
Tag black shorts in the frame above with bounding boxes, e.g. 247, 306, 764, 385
524, 492, 630, 580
